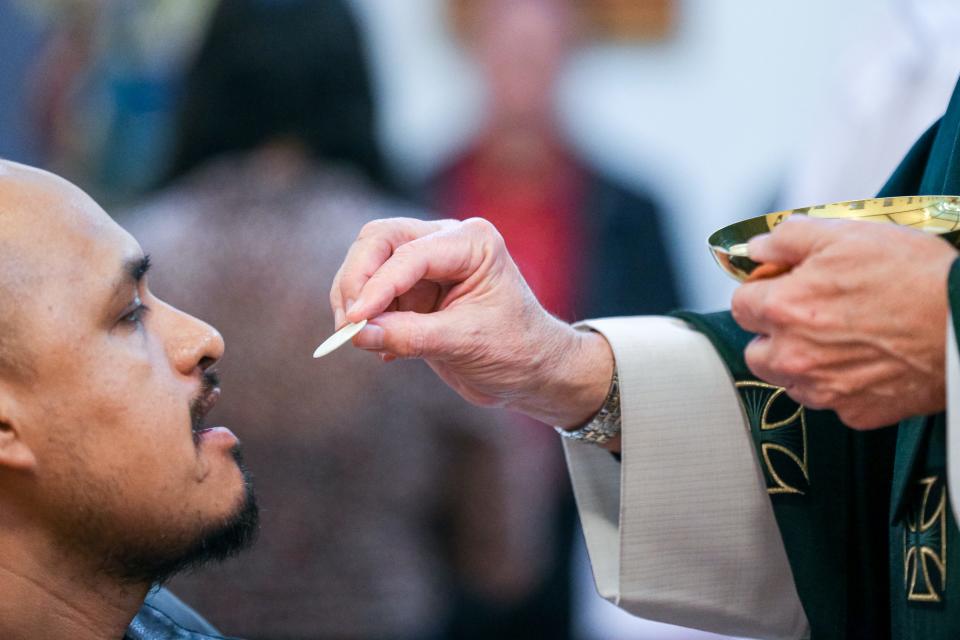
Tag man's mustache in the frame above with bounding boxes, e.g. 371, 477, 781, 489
190, 370, 221, 434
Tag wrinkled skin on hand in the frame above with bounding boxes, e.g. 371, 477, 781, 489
329, 217, 613, 429
731, 215, 959, 429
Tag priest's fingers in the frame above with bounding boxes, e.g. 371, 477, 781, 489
745, 334, 843, 410
743, 335, 820, 402
345, 218, 501, 324
330, 217, 446, 328
747, 215, 837, 267
730, 277, 783, 335
743, 334, 778, 383
352, 310, 456, 359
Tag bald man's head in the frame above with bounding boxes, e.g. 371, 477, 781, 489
0, 230, 28, 380
0, 162, 120, 379
0, 160, 257, 591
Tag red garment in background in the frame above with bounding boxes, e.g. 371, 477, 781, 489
437, 137, 587, 321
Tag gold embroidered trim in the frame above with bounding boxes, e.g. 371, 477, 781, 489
904, 475, 948, 603
735, 381, 809, 495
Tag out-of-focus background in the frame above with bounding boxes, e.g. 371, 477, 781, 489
3, 0, 959, 638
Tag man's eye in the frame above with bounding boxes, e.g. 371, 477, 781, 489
120, 300, 151, 327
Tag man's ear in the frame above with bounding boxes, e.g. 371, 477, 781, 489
0, 397, 35, 471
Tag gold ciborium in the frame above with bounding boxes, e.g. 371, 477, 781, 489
708, 196, 960, 282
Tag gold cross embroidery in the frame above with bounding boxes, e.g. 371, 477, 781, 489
735, 381, 809, 495
904, 475, 948, 603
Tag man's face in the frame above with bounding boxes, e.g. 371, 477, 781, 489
0, 162, 256, 582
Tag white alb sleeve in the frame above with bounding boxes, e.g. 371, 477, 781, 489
563, 316, 809, 640
946, 310, 960, 523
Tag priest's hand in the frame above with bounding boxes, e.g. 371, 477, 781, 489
329, 217, 615, 434
731, 215, 958, 429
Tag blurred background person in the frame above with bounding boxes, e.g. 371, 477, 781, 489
431, 0, 678, 323
119, 1, 556, 638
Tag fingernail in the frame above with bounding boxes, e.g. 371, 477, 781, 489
379, 352, 397, 363
334, 308, 345, 329
355, 324, 384, 350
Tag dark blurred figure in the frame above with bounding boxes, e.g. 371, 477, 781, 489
122, 1, 555, 638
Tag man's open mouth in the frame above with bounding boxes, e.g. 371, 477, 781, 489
190, 373, 222, 445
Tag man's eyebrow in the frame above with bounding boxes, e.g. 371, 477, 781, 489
130, 254, 152, 283
110, 254, 152, 305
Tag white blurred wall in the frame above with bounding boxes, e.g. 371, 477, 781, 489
557, 0, 885, 311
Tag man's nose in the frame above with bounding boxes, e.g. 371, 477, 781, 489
169, 310, 225, 375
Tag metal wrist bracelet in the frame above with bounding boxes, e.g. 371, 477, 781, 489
555, 368, 621, 445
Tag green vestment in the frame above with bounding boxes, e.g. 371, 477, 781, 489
672, 77, 960, 640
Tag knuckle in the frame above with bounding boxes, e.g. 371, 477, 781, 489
802, 388, 835, 410
825, 379, 856, 401
730, 291, 755, 327
436, 217, 465, 230
781, 384, 807, 406
836, 405, 873, 430
391, 242, 427, 271
769, 344, 813, 379
778, 354, 811, 379
462, 217, 494, 233
392, 242, 415, 259
357, 218, 389, 239
402, 323, 426, 359
743, 339, 768, 368
784, 383, 831, 410
743, 340, 763, 369
357, 216, 415, 240
778, 354, 806, 378
462, 217, 503, 243
744, 351, 777, 386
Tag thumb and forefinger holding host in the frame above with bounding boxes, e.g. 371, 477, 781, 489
328, 216, 617, 434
